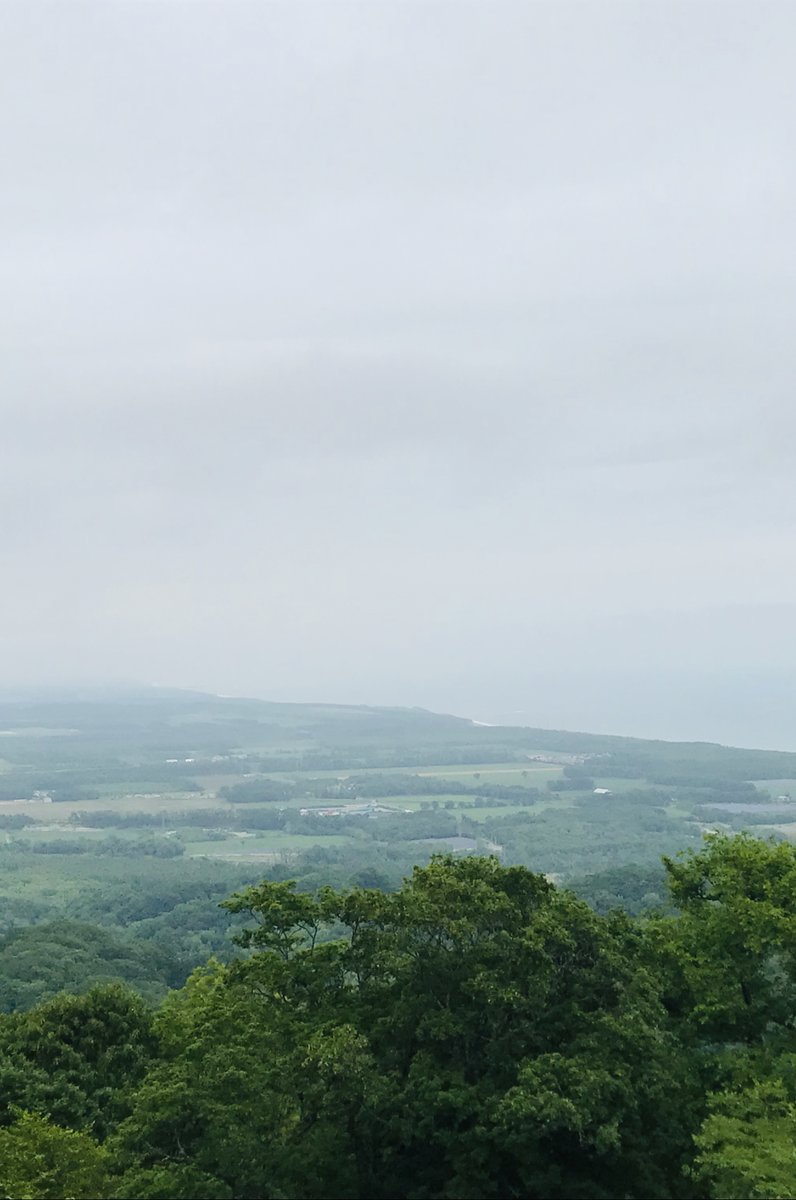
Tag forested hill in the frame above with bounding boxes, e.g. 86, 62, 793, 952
1, 685, 796, 783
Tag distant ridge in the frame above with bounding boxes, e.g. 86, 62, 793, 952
0, 684, 795, 766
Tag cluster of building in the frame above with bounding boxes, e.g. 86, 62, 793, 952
299, 800, 410, 818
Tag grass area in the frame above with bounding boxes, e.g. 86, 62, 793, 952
752, 779, 796, 797
190, 773, 251, 791
408, 764, 563, 786
0, 792, 233, 820
465, 795, 577, 821
587, 776, 653, 793
92, 780, 197, 799
15, 826, 146, 841
463, 804, 541, 821
665, 800, 695, 819
758, 823, 796, 839
184, 831, 354, 858
261, 763, 566, 787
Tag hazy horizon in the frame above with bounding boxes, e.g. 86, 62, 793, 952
1, 662, 794, 753
3, 2, 796, 751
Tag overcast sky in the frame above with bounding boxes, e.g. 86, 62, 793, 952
2, 1, 796, 746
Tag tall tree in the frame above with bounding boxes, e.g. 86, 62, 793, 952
0, 1111, 109, 1200
657, 834, 796, 1042
116, 856, 699, 1198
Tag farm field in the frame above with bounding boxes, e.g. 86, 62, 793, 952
0, 791, 233, 821
14, 825, 149, 842
258, 763, 566, 787
401, 763, 563, 786
580, 776, 653, 793
464, 795, 577, 820
752, 779, 796, 797
758, 821, 796, 840
183, 831, 355, 858
299, 793, 466, 811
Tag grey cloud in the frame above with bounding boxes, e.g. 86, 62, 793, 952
2, 1, 796, 745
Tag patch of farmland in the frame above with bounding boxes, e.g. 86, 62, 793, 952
184, 831, 354, 858
752, 779, 796, 797
2, 792, 234, 821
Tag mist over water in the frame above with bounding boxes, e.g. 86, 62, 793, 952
471, 669, 796, 752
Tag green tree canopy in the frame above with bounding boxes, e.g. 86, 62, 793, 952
114, 855, 698, 1199
0, 1111, 109, 1200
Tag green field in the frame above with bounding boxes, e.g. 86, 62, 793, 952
758, 821, 796, 840
584, 776, 654, 793
0, 791, 234, 820
183, 831, 355, 858
404, 763, 563, 786
752, 779, 796, 797
14, 825, 147, 842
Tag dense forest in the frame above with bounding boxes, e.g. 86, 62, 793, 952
0, 835, 795, 1198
